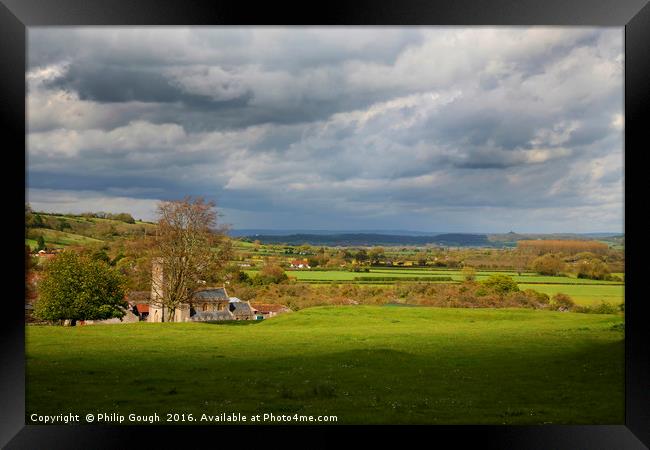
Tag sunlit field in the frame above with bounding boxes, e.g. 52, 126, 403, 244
26, 306, 624, 425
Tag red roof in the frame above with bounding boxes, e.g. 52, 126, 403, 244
135, 303, 149, 313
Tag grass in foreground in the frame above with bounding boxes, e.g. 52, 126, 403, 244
26, 306, 623, 425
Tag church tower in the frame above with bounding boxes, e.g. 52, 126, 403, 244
149, 258, 165, 322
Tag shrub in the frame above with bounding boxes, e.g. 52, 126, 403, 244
579, 302, 619, 314
514, 289, 550, 308
481, 274, 519, 294
548, 293, 575, 311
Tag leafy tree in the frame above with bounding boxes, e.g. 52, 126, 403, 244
255, 262, 289, 285
307, 256, 321, 268
355, 249, 369, 263
56, 219, 71, 231
34, 251, 127, 324
575, 259, 611, 280
481, 274, 519, 294
25, 205, 45, 229
112, 213, 136, 224
36, 235, 46, 251
530, 253, 566, 276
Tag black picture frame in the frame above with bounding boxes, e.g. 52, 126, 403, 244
2, 0, 648, 447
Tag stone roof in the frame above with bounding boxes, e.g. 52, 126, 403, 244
230, 301, 255, 316
193, 287, 229, 301
190, 309, 233, 321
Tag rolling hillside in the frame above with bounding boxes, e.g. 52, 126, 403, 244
25, 212, 157, 250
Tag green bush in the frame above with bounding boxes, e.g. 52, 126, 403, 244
548, 293, 575, 311
36, 235, 46, 251
575, 301, 619, 314
481, 274, 519, 294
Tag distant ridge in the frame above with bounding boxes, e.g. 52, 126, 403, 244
237, 233, 491, 247
228, 229, 445, 237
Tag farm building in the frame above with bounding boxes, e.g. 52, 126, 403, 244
289, 259, 310, 269
251, 303, 291, 319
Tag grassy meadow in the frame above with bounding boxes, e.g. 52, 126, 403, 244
26, 306, 624, 425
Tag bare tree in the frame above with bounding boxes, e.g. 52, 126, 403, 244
151, 196, 231, 321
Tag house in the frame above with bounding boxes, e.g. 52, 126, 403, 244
289, 259, 310, 269
133, 303, 149, 320
124, 291, 151, 321
251, 303, 291, 319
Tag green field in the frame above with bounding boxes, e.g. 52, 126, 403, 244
274, 269, 622, 284
244, 268, 624, 306
26, 306, 623, 425
518, 284, 625, 306
25, 228, 104, 249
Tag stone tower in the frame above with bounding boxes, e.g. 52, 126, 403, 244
149, 258, 165, 322
148, 258, 191, 322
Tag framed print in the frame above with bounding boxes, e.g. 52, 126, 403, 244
2, 0, 649, 448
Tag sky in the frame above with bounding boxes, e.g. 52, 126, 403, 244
26, 27, 624, 233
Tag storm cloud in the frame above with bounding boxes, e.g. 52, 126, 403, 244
26, 27, 624, 233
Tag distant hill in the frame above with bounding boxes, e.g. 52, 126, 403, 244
25, 212, 157, 250
488, 232, 624, 243
241, 233, 491, 247
229, 229, 445, 237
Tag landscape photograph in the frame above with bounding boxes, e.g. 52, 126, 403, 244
25, 26, 624, 425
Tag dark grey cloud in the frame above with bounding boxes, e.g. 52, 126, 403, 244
46, 64, 252, 107
26, 27, 624, 233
